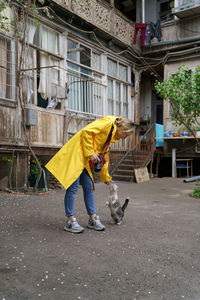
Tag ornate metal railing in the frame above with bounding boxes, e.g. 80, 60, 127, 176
54, 0, 135, 47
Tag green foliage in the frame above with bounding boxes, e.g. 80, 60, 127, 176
30, 159, 42, 178
193, 180, 200, 198
155, 65, 200, 130
2, 156, 15, 163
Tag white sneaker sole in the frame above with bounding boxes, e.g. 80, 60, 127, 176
87, 225, 105, 231
63, 226, 84, 233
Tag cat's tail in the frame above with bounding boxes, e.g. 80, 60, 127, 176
122, 197, 129, 212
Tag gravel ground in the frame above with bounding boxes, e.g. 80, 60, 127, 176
0, 177, 200, 300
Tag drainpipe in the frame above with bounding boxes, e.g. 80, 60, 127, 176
144, 35, 200, 47
142, 0, 145, 23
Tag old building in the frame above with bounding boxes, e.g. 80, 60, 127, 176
0, 0, 199, 190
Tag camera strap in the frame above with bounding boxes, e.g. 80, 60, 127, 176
101, 125, 114, 158
89, 125, 114, 171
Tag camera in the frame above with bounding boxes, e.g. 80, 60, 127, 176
94, 155, 102, 172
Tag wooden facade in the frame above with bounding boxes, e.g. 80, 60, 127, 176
0, 0, 200, 189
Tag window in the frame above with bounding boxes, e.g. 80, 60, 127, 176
23, 20, 61, 109
107, 58, 129, 118
37, 53, 60, 109
27, 20, 59, 55
0, 35, 15, 100
67, 38, 103, 116
158, 0, 174, 22
108, 79, 114, 115
22, 47, 35, 104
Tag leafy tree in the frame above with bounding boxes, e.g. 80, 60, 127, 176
155, 65, 200, 144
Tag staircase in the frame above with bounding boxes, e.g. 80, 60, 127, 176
110, 124, 155, 182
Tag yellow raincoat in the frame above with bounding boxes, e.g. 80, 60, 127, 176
45, 115, 119, 190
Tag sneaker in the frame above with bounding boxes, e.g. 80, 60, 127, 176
64, 218, 84, 233
87, 216, 105, 231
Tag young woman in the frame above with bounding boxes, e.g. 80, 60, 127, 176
45, 115, 135, 233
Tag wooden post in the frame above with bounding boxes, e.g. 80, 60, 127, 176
156, 152, 160, 177
172, 148, 176, 178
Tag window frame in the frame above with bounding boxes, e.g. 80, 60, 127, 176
24, 21, 62, 110
107, 58, 130, 118
66, 37, 104, 116
0, 33, 16, 101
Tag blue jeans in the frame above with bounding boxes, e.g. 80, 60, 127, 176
64, 168, 96, 217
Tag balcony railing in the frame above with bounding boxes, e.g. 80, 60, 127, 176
54, 0, 135, 47
67, 71, 105, 117
145, 14, 200, 49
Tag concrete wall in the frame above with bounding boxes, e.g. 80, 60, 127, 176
140, 76, 152, 121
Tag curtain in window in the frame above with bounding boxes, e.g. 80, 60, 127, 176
27, 21, 37, 44
0, 38, 7, 98
38, 53, 48, 99
92, 52, 101, 71
115, 82, 121, 116
22, 48, 34, 103
123, 85, 128, 118
108, 79, 114, 115
119, 64, 127, 81
51, 60, 59, 98
41, 27, 58, 55
107, 59, 117, 77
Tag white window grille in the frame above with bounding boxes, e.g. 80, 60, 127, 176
67, 62, 104, 116
107, 58, 130, 118
66, 38, 131, 118
0, 34, 16, 100
67, 38, 104, 116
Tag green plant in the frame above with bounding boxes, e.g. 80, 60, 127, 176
30, 159, 42, 178
2, 156, 15, 164
155, 65, 200, 144
193, 180, 200, 198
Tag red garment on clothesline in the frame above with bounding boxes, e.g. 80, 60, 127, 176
133, 23, 147, 47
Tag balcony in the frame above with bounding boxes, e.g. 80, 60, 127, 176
172, 0, 200, 18
143, 14, 200, 52
53, 0, 135, 47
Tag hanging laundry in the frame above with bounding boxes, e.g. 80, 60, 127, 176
148, 20, 162, 46
46, 97, 58, 109
133, 23, 147, 47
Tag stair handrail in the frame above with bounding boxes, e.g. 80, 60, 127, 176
110, 124, 155, 176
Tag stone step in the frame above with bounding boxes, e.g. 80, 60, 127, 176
112, 174, 133, 181
115, 169, 134, 176
121, 159, 134, 165
118, 164, 134, 170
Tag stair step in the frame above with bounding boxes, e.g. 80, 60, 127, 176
118, 165, 134, 170
121, 160, 134, 165
112, 174, 133, 182
115, 169, 134, 176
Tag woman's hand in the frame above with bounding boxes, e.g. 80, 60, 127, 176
104, 180, 114, 185
89, 154, 100, 164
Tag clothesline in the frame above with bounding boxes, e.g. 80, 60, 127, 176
133, 20, 162, 47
